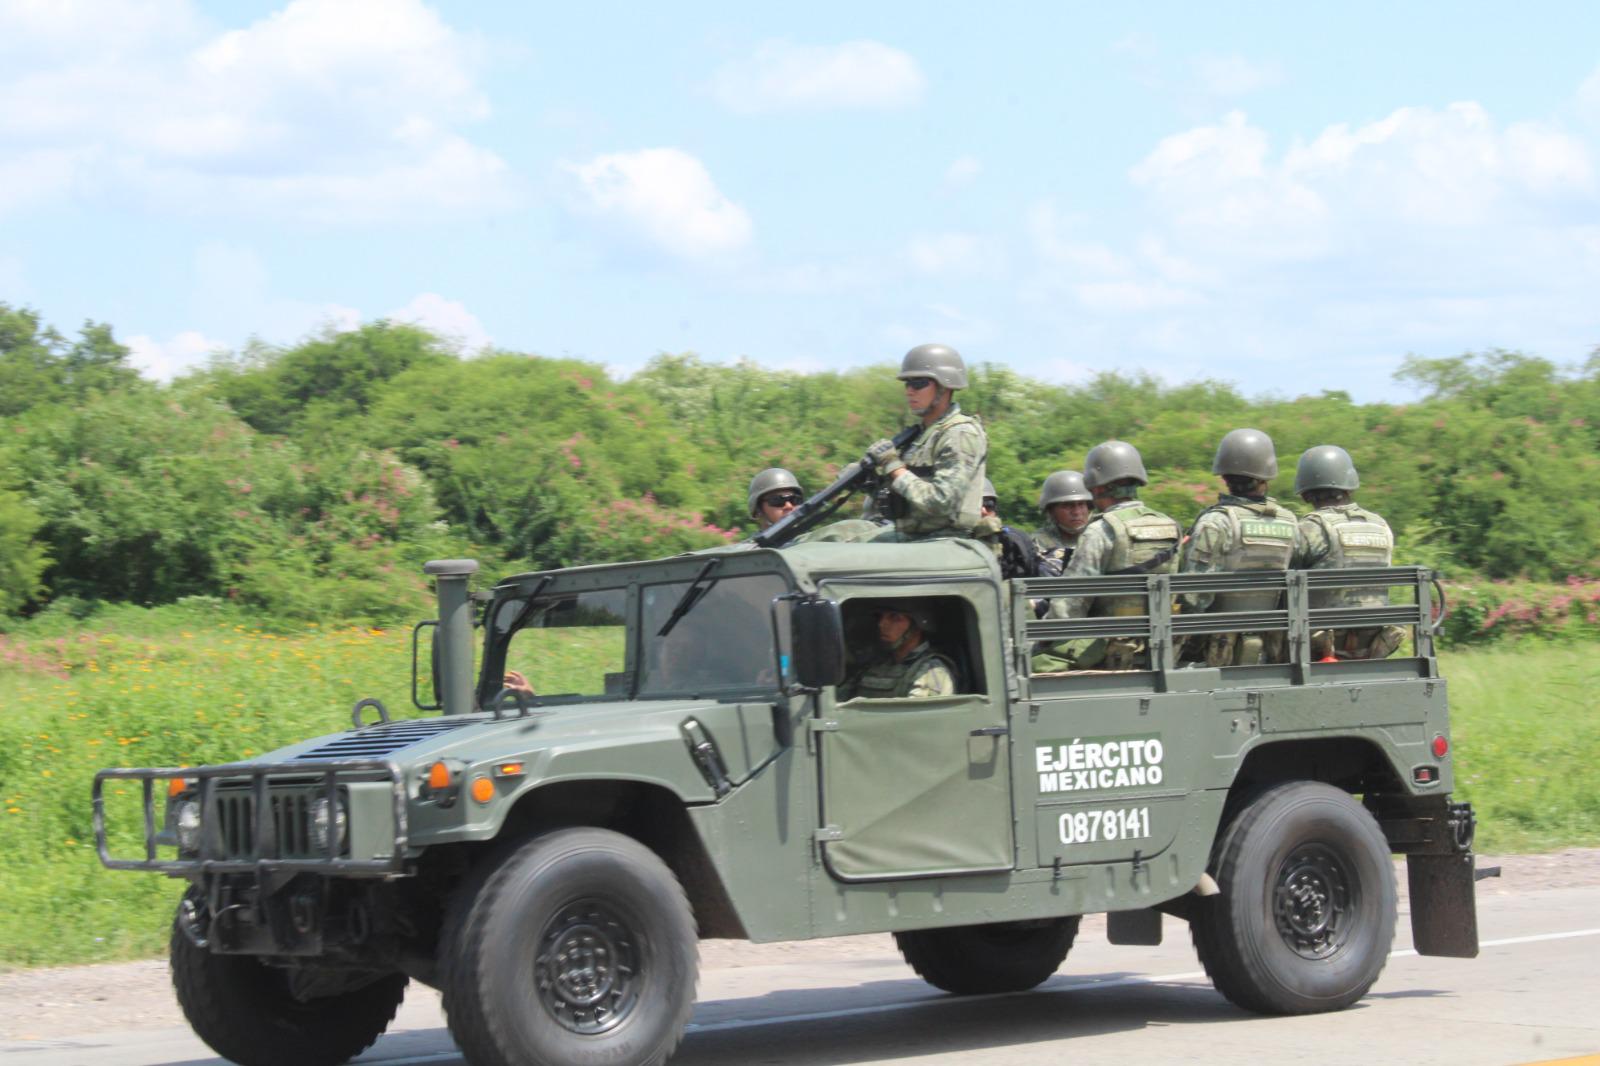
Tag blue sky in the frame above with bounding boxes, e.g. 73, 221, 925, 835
2, 1, 1597, 400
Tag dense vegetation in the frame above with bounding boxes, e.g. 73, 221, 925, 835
2, 302, 1598, 644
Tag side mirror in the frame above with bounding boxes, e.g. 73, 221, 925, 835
790, 597, 845, 689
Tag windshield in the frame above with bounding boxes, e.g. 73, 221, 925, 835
639, 573, 788, 697
490, 571, 789, 703
499, 588, 629, 699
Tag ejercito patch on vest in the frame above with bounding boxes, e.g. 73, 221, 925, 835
1240, 520, 1293, 539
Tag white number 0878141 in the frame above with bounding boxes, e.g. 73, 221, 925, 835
1057, 806, 1151, 845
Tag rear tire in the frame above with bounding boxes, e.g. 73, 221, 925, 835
441, 828, 698, 1066
170, 894, 407, 1066
1191, 781, 1396, 1014
895, 916, 1080, 995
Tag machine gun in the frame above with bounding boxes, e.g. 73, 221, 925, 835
750, 423, 920, 549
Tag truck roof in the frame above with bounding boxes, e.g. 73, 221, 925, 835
493, 537, 1001, 594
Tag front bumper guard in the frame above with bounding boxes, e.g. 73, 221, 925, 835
93, 760, 408, 877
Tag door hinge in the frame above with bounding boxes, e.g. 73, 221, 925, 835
807, 718, 840, 733
813, 826, 843, 843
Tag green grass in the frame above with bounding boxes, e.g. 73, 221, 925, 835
1443, 643, 1600, 852
0, 608, 1595, 968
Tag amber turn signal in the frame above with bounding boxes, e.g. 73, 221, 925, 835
470, 776, 494, 804
427, 761, 452, 791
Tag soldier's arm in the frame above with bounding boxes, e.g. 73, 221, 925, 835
890, 424, 984, 520
1295, 516, 1328, 569
1179, 513, 1228, 612
905, 659, 956, 699
1051, 522, 1112, 619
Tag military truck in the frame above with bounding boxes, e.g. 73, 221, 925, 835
95, 542, 1478, 1066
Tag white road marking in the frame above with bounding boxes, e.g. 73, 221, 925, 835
354, 926, 1600, 1064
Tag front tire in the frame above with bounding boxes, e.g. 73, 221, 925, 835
895, 916, 1080, 995
170, 895, 407, 1066
442, 828, 698, 1066
1191, 781, 1396, 1014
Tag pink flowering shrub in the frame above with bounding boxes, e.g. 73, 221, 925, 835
1440, 575, 1600, 646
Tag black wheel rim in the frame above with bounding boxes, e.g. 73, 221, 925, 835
533, 898, 641, 1035
1271, 843, 1356, 960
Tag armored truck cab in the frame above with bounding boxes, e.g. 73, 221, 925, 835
96, 541, 1478, 1066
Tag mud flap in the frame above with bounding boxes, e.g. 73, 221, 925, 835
1106, 908, 1163, 946
1407, 852, 1479, 958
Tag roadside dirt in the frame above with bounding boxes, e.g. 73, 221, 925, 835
2, 848, 1595, 1041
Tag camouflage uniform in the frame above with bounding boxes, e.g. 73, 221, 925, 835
864, 404, 988, 541
1299, 503, 1402, 660
1033, 501, 1181, 671
1031, 523, 1082, 577
1180, 495, 1304, 665
839, 642, 957, 700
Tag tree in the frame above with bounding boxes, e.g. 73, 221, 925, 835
0, 303, 141, 416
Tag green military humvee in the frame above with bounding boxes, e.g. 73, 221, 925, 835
95, 541, 1478, 1066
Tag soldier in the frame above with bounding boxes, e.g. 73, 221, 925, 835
862, 344, 988, 541
1033, 441, 1181, 671
972, 478, 1039, 578
1032, 470, 1094, 577
838, 601, 957, 700
1179, 428, 1304, 666
1294, 445, 1403, 660
747, 468, 804, 531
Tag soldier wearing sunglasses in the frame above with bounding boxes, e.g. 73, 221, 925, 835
747, 468, 805, 531
861, 344, 988, 542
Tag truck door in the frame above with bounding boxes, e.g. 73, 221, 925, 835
814, 585, 1014, 881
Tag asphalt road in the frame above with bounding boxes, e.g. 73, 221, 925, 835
4, 883, 1598, 1066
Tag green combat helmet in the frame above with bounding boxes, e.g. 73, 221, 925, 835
1038, 470, 1092, 510
897, 343, 967, 389
747, 468, 802, 517
1083, 440, 1149, 488
1294, 445, 1361, 495
1213, 429, 1278, 480
982, 478, 999, 509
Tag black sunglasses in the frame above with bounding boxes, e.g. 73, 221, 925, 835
763, 492, 803, 508
903, 376, 936, 390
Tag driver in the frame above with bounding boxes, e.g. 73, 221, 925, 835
839, 601, 956, 700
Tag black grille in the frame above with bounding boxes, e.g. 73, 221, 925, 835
294, 717, 474, 760
215, 791, 316, 858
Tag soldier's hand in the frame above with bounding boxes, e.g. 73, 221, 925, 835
865, 438, 906, 476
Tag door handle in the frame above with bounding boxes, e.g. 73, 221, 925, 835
969, 726, 1009, 737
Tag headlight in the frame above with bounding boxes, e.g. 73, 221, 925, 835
310, 795, 348, 855
174, 799, 203, 854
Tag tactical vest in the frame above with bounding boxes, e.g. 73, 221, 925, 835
1197, 499, 1299, 612
846, 645, 956, 699
890, 409, 987, 535
1032, 525, 1080, 577
1304, 504, 1394, 609
1096, 504, 1181, 616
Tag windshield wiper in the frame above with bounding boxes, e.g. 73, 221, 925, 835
656, 558, 722, 639
501, 576, 552, 634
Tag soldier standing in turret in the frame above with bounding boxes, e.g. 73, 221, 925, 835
1293, 445, 1403, 660
1032, 470, 1094, 577
1180, 428, 1305, 665
1033, 441, 1181, 671
862, 344, 988, 542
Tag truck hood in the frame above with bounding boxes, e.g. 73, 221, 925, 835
245, 698, 791, 802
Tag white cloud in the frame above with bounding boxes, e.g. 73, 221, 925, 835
944, 155, 982, 188
563, 148, 753, 259
709, 39, 924, 114
1026, 86, 1600, 395
0, 0, 512, 222
126, 330, 226, 381
388, 292, 491, 351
